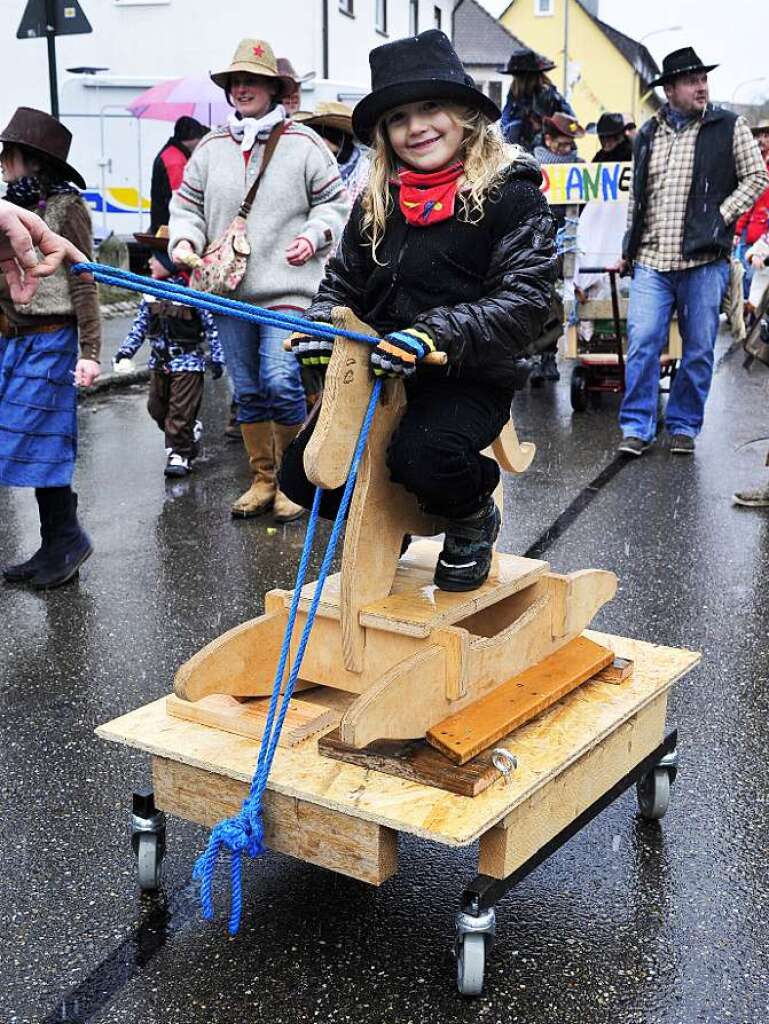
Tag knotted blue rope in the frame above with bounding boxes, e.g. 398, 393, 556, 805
75, 261, 387, 932
71, 262, 384, 346
192, 381, 381, 934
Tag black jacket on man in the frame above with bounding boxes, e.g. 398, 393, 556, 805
592, 137, 633, 163
305, 155, 557, 392
623, 104, 739, 262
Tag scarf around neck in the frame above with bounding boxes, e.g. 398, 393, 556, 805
227, 104, 286, 152
664, 104, 697, 133
398, 162, 464, 227
4, 175, 78, 210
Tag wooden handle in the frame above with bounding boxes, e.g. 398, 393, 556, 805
282, 338, 447, 365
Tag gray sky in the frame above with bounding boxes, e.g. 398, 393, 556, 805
479, 0, 768, 105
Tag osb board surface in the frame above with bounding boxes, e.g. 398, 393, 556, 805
288, 539, 549, 637
96, 631, 699, 848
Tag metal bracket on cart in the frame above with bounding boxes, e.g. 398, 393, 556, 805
454, 730, 679, 996
131, 789, 167, 892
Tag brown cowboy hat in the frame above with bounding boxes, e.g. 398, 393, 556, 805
133, 225, 171, 252
543, 112, 585, 139
295, 101, 355, 136
0, 106, 85, 189
210, 38, 296, 97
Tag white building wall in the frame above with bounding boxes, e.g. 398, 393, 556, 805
0, 0, 456, 235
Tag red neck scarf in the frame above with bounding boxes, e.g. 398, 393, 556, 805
398, 162, 464, 227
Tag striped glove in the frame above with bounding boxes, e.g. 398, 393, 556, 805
288, 324, 334, 369
371, 327, 435, 379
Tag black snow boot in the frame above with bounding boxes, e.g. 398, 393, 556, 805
2, 488, 52, 583
29, 488, 93, 590
434, 497, 501, 593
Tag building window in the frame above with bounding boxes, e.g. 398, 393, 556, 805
535, 0, 554, 15
339, 0, 354, 16
434, 5, 441, 29
409, 0, 419, 35
376, 0, 387, 33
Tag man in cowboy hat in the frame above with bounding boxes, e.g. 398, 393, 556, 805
617, 47, 769, 457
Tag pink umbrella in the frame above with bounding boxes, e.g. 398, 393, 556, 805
127, 76, 231, 127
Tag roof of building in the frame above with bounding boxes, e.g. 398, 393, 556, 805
453, 0, 526, 67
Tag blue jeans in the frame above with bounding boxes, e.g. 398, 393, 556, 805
214, 316, 305, 426
619, 260, 730, 442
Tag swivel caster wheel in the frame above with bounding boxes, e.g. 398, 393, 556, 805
455, 906, 495, 996
131, 789, 166, 892
636, 767, 671, 820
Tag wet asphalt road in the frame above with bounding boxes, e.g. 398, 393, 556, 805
1, 334, 768, 1024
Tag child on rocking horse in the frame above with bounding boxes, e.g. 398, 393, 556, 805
284, 30, 556, 592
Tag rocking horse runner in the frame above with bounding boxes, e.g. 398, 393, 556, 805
284, 29, 557, 593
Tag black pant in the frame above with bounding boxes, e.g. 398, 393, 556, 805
279, 379, 512, 521
147, 370, 204, 456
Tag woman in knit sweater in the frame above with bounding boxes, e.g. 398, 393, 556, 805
169, 38, 350, 522
0, 108, 101, 589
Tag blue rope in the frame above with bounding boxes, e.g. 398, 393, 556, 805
71, 262, 383, 347
193, 380, 383, 935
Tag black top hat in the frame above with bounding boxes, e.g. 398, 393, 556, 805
0, 106, 85, 189
649, 47, 718, 89
351, 30, 500, 146
596, 112, 625, 137
502, 47, 556, 75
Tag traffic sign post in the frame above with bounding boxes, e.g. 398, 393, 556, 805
17, 0, 93, 120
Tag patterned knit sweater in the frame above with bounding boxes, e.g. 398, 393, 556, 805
169, 121, 351, 311
0, 192, 101, 361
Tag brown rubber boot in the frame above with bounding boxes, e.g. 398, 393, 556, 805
272, 422, 306, 523
231, 422, 276, 518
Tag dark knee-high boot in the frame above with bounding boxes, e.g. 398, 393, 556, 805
2, 488, 52, 583
29, 487, 93, 589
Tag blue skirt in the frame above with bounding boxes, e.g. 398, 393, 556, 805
0, 325, 78, 488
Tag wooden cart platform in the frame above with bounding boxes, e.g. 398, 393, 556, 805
98, 630, 698, 886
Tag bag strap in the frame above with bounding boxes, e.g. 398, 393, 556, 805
238, 121, 287, 219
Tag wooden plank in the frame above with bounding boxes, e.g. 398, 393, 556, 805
427, 636, 615, 765
477, 693, 667, 878
152, 756, 398, 885
319, 729, 500, 798
95, 631, 699, 848
289, 540, 548, 638
165, 693, 339, 747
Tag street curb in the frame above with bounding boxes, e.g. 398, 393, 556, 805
78, 367, 149, 399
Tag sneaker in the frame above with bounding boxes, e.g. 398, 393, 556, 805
669, 434, 695, 455
733, 485, 769, 508
617, 436, 648, 456
434, 498, 501, 593
540, 351, 560, 381
165, 452, 190, 478
193, 419, 203, 445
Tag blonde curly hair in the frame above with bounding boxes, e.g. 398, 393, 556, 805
360, 104, 513, 262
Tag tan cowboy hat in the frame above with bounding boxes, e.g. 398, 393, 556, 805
295, 101, 355, 136
210, 38, 295, 97
0, 106, 85, 189
751, 119, 769, 134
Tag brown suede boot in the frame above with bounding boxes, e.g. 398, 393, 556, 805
272, 422, 306, 523
232, 422, 276, 518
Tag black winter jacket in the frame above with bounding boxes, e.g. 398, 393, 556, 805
305, 155, 557, 391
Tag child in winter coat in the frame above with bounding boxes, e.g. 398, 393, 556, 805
0, 107, 101, 589
114, 227, 224, 478
284, 30, 556, 592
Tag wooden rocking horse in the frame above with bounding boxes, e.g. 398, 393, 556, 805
173, 308, 617, 749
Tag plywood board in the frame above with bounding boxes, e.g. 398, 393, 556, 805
96, 631, 699, 848
288, 540, 549, 638
426, 636, 614, 764
152, 755, 397, 885
165, 693, 340, 747
319, 729, 500, 798
477, 693, 667, 877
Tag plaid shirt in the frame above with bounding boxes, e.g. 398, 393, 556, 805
631, 107, 769, 272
